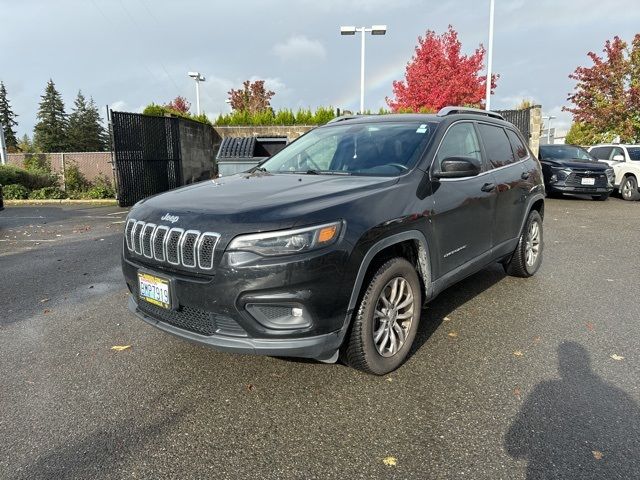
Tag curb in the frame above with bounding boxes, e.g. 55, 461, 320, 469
5, 199, 120, 206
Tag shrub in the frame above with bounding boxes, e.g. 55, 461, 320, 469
143, 103, 212, 126
3, 184, 30, 199
64, 161, 90, 192
214, 107, 337, 126
28, 187, 68, 200
0, 164, 57, 190
84, 175, 116, 199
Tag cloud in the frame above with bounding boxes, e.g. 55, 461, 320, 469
272, 35, 326, 61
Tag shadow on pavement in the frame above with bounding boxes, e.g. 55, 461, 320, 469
409, 263, 506, 358
505, 341, 640, 479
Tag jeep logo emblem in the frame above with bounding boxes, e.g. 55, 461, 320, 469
161, 213, 179, 223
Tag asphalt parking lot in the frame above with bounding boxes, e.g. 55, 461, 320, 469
1, 199, 639, 479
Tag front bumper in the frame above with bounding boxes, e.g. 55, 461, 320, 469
122, 246, 354, 359
547, 184, 613, 194
129, 296, 345, 358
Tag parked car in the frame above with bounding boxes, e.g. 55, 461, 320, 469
588, 144, 640, 201
538, 144, 614, 200
122, 107, 545, 375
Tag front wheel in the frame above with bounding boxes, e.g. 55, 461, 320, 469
342, 257, 422, 375
504, 210, 543, 278
621, 176, 640, 201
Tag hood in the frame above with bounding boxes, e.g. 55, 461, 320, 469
130, 173, 399, 236
542, 159, 610, 170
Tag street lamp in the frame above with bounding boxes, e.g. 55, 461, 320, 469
340, 24, 387, 114
188, 71, 206, 115
542, 115, 557, 144
485, 0, 495, 110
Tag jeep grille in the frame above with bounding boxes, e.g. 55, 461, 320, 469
125, 219, 220, 270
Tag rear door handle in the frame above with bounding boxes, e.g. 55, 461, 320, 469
481, 182, 496, 192
521, 171, 531, 180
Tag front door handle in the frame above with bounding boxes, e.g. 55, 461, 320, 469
481, 182, 496, 192
521, 171, 531, 180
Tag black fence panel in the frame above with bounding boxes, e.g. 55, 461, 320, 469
496, 108, 531, 140
111, 111, 182, 207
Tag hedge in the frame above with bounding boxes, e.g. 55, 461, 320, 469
0, 164, 58, 190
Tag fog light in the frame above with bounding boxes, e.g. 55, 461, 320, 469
245, 303, 312, 330
550, 174, 557, 183
292, 307, 303, 317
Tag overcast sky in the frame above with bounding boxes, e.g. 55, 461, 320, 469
2, 0, 640, 138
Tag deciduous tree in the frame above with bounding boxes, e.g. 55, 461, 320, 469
0, 81, 19, 151
228, 80, 275, 114
34, 79, 68, 152
565, 34, 640, 143
67, 91, 108, 151
165, 96, 191, 114
387, 26, 498, 112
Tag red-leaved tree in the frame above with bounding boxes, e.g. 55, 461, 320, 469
166, 96, 191, 114
228, 80, 275, 114
565, 34, 640, 143
387, 26, 498, 112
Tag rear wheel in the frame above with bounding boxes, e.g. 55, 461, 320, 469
592, 194, 609, 201
342, 257, 421, 375
621, 176, 640, 201
504, 210, 543, 278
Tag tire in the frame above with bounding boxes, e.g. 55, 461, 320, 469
342, 257, 422, 375
504, 210, 543, 278
620, 176, 640, 201
592, 194, 609, 201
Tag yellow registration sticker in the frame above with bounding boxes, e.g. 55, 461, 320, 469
138, 273, 171, 309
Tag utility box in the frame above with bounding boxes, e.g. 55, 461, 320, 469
216, 136, 288, 176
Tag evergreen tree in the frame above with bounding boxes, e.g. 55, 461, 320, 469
0, 81, 19, 151
67, 91, 108, 151
33, 79, 68, 152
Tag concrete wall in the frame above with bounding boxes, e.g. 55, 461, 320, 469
529, 107, 542, 157
179, 120, 217, 183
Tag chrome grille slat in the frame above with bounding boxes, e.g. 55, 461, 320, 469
125, 219, 220, 271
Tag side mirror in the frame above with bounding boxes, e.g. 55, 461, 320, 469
433, 156, 482, 179
612, 154, 625, 162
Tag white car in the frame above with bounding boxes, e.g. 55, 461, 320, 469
588, 144, 640, 201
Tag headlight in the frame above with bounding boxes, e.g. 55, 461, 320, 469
227, 221, 344, 256
606, 168, 615, 182
552, 167, 572, 179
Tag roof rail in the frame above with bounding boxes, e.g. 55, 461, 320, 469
437, 106, 504, 120
327, 115, 363, 124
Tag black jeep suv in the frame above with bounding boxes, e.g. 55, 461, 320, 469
122, 107, 545, 374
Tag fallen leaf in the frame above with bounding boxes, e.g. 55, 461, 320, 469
382, 456, 397, 467
443, 316, 451, 322
586, 322, 595, 332
246, 384, 254, 392
43, 309, 51, 314
606, 279, 614, 282
386, 377, 393, 382
111, 345, 131, 352
448, 332, 458, 338
610, 354, 625, 361
513, 350, 524, 357
40, 298, 50, 303
592, 450, 603, 460
532, 336, 541, 345
513, 387, 522, 400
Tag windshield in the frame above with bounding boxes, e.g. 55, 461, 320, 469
539, 145, 596, 162
260, 122, 434, 176
628, 147, 640, 161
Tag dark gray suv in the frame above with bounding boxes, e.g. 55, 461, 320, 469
122, 107, 545, 374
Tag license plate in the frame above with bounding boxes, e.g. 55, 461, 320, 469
581, 177, 595, 186
138, 272, 171, 309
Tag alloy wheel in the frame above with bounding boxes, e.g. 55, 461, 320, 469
372, 277, 415, 357
525, 220, 541, 267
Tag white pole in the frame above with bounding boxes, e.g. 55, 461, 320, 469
485, 0, 495, 110
0, 122, 6, 165
195, 79, 201, 116
360, 28, 366, 114
547, 118, 553, 143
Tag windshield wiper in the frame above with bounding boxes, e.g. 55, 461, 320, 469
279, 170, 352, 176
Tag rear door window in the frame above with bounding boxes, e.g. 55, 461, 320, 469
506, 129, 528, 160
477, 123, 516, 168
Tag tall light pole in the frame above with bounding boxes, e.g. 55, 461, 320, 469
543, 115, 556, 144
485, 0, 495, 111
340, 25, 387, 114
188, 71, 205, 115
